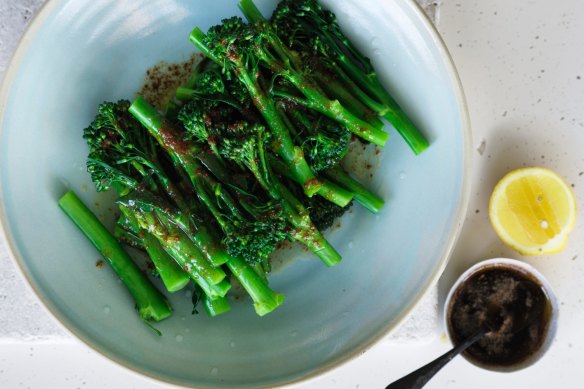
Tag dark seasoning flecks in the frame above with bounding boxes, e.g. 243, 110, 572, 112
137, 53, 203, 109
133, 54, 383, 278
270, 139, 382, 274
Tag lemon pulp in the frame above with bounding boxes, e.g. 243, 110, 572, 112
489, 167, 577, 255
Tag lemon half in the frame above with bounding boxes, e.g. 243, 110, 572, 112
489, 167, 577, 255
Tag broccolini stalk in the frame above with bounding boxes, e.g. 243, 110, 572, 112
203, 295, 231, 317
269, 0, 429, 154
189, 24, 326, 197
272, 175, 342, 267
118, 192, 228, 292
195, 148, 253, 194
324, 165, 384, 213
252, 262, 269, 282
280, 105, 383, 213
131, 97, 341, 266
269, 155, 382, 214
58, 191, 172, 323
178, 75, 353, 207
119, 207, 190, 293
214, 122, 342, 266
84, 100, 231, 269
128, 99, 287, 313
129, 96, 229, 203
316, 77, 385, 131
226, 255, 284, 316
182, 102, 342, 267
199, 199, 285, 315
114, 214, 144, 249
175, 87, 201, 102
127, 185, 284, 315
238, 0, 264, 23
221, 7, 389, 146
129, 98, 277, 261
89, 154, 229, 272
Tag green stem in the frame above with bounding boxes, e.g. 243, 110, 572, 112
194, 277, 231, 301
114, 215, 144, 249
58, 191, 172, 322
251, 36, 388, 146
196, 179, 243, 236
342, 56, 429, 154
146, 217, 225, 286
129, 97, 235, 267
141, 235, 191, 293
121, 195, 227, 288
130, 97, 338, 271
229, 133, 342, 266
330, 41, 429, 154
328, 62, 391, 116
305, 237, 341, 267
203, 295, 231, 317
272, 88, 388, 146
234, 66, 324, 196
189, 228, 231, 267
272, 106, 354, 207
382, 110, 429, 155
197, 149, 251, 193
238, 0, 265, 23
317, 75, 384, 131
189, 28, 219, 63
175, 87, 197, 102
142, 214, 229, 299
187, 36, 328, 198
252, 262, 268, 282
130, 98, 234, 203
272, 178, 342, 267
130, 99, 291, 308
324, 165, 384, 213
316, 180, 354, 208
270, 155, 353, 208
226, 256, 284, 316
151, 165, 231, 268
119, 207, 190, 293
275, 101, 301, 144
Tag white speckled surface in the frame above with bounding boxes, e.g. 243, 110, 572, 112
0, 0, 69, 342
0, 0, 43, 79
0, 0, 67, 338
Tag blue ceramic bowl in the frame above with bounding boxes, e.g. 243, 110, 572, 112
0, 0, 470, 387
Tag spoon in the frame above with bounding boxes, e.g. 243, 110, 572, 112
384, 326, 488, 389
385, 294, 543, 389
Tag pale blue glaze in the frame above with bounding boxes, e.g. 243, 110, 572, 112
0, 0, 470, 387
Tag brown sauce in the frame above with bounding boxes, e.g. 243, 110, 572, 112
448, 266, 552, 368
137, 53, 202, 110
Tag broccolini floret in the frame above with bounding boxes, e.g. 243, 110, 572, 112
61, 0, 414, 324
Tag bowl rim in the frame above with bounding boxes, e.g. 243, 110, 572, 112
0, 0, 472, 387
443, 258, 559, 372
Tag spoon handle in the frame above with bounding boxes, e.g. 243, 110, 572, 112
385, 329, 486, 389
